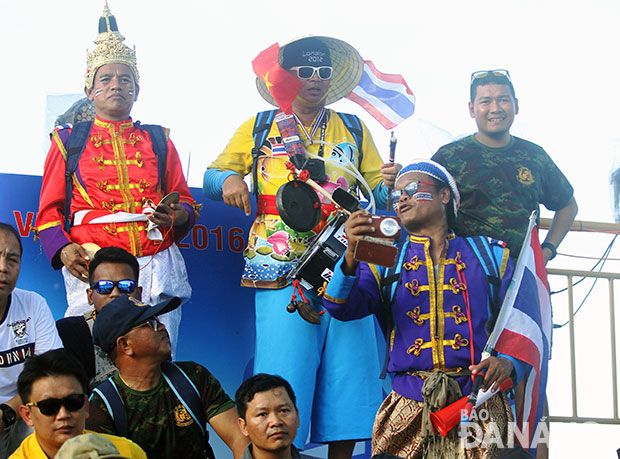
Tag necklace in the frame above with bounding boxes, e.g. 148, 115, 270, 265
294, 108, 326, 146
118, 372, 140, 390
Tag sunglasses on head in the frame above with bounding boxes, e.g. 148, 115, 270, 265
129, 317, 161, 333
294, 66, 333, 80
26, 393, 85, 416
390, 180, 437, 202
91, 279, 136, 295
470, 69, 511, 84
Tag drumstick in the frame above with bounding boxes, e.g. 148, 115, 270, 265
387, 131, 397, 211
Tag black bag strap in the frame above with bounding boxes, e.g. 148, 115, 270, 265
378, 239, 408, 379
63, 122, 93, 232
336, 112, 364, 166
161, 362, 206, 433
139, 124, 169, 194
91, 378, 127, 437
463, 236, 502, 319
252, 110, 278, 148
161, 362, 214, 459
251, 110, 278, 196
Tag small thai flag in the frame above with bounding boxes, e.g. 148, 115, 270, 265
346, 61, 416, 130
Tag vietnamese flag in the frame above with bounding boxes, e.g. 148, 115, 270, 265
252, 43, 302, 114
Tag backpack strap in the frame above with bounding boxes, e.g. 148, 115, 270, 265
91, 377, 127, 437
161, 362, 205, 433
381, 238, 408, 306
63, 121, 93, 233
161, 362, 215, 459
378, 238, 409, 379
251, 110, 278, 195
336, 112, 364, 166
463, 236, 502, 322
138, 124, 169, 194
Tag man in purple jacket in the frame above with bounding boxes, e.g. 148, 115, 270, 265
322, 160, 528, 458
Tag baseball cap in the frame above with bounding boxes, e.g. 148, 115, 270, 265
93, 296, 181, 353
55, 433, 128, 458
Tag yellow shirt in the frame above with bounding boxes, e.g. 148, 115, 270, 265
211, 109, 384, 193
10, 430, 147, 458
209, 109, 385, 288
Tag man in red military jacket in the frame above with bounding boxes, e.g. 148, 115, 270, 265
36, 4, 198, 354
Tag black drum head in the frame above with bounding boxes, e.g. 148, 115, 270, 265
276, 180, 322, 232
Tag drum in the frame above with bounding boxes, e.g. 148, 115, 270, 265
276, 180, 322, 233
287, 212, 348, 291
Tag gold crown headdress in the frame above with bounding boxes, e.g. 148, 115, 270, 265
85, 1, 139, 89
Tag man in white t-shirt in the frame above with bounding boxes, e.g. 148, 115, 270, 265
0, 223, 63, 457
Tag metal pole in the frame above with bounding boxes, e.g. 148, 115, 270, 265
567, 274, 578, 418
609, 279, 618, 420
540, 218, 620, 234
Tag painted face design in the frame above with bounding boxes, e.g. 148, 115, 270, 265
412, 192, 433, 202
94, 88, 104, 97
392, 192, 433, 211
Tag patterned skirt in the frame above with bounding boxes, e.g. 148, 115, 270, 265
372, 390, 514, 459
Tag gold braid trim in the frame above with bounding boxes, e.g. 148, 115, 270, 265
407, 338, 433, 356
36, 221, 62, 232
322, 292, 349, 304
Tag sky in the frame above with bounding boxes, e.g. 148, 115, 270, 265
1, 0, 620, 456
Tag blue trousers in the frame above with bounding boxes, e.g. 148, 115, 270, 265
254, 286, 383, 448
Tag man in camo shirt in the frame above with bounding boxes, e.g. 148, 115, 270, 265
86, 296, 248, 459
432, 69, 577, 459
432, 69, 577, 263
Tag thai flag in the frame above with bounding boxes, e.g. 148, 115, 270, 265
346, 61, 416, 130
485, 211, 551, 453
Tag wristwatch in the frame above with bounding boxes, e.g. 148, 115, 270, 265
0, 404, 16, 428
541, 241, 557, 260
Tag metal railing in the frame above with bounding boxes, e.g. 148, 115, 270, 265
540, 218, 620, 424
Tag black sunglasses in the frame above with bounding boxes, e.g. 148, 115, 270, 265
91, 279, 137, 295
129, 317, 162, 333
26, 393, 86, 416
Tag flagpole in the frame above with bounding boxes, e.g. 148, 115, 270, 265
483, 210, 538, 354
386, 131, 397, 211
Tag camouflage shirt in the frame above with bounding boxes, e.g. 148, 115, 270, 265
432, 135, 573, 257
87, 361, 235, 459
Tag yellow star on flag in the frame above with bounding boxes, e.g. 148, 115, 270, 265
262, 71, 274, 88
